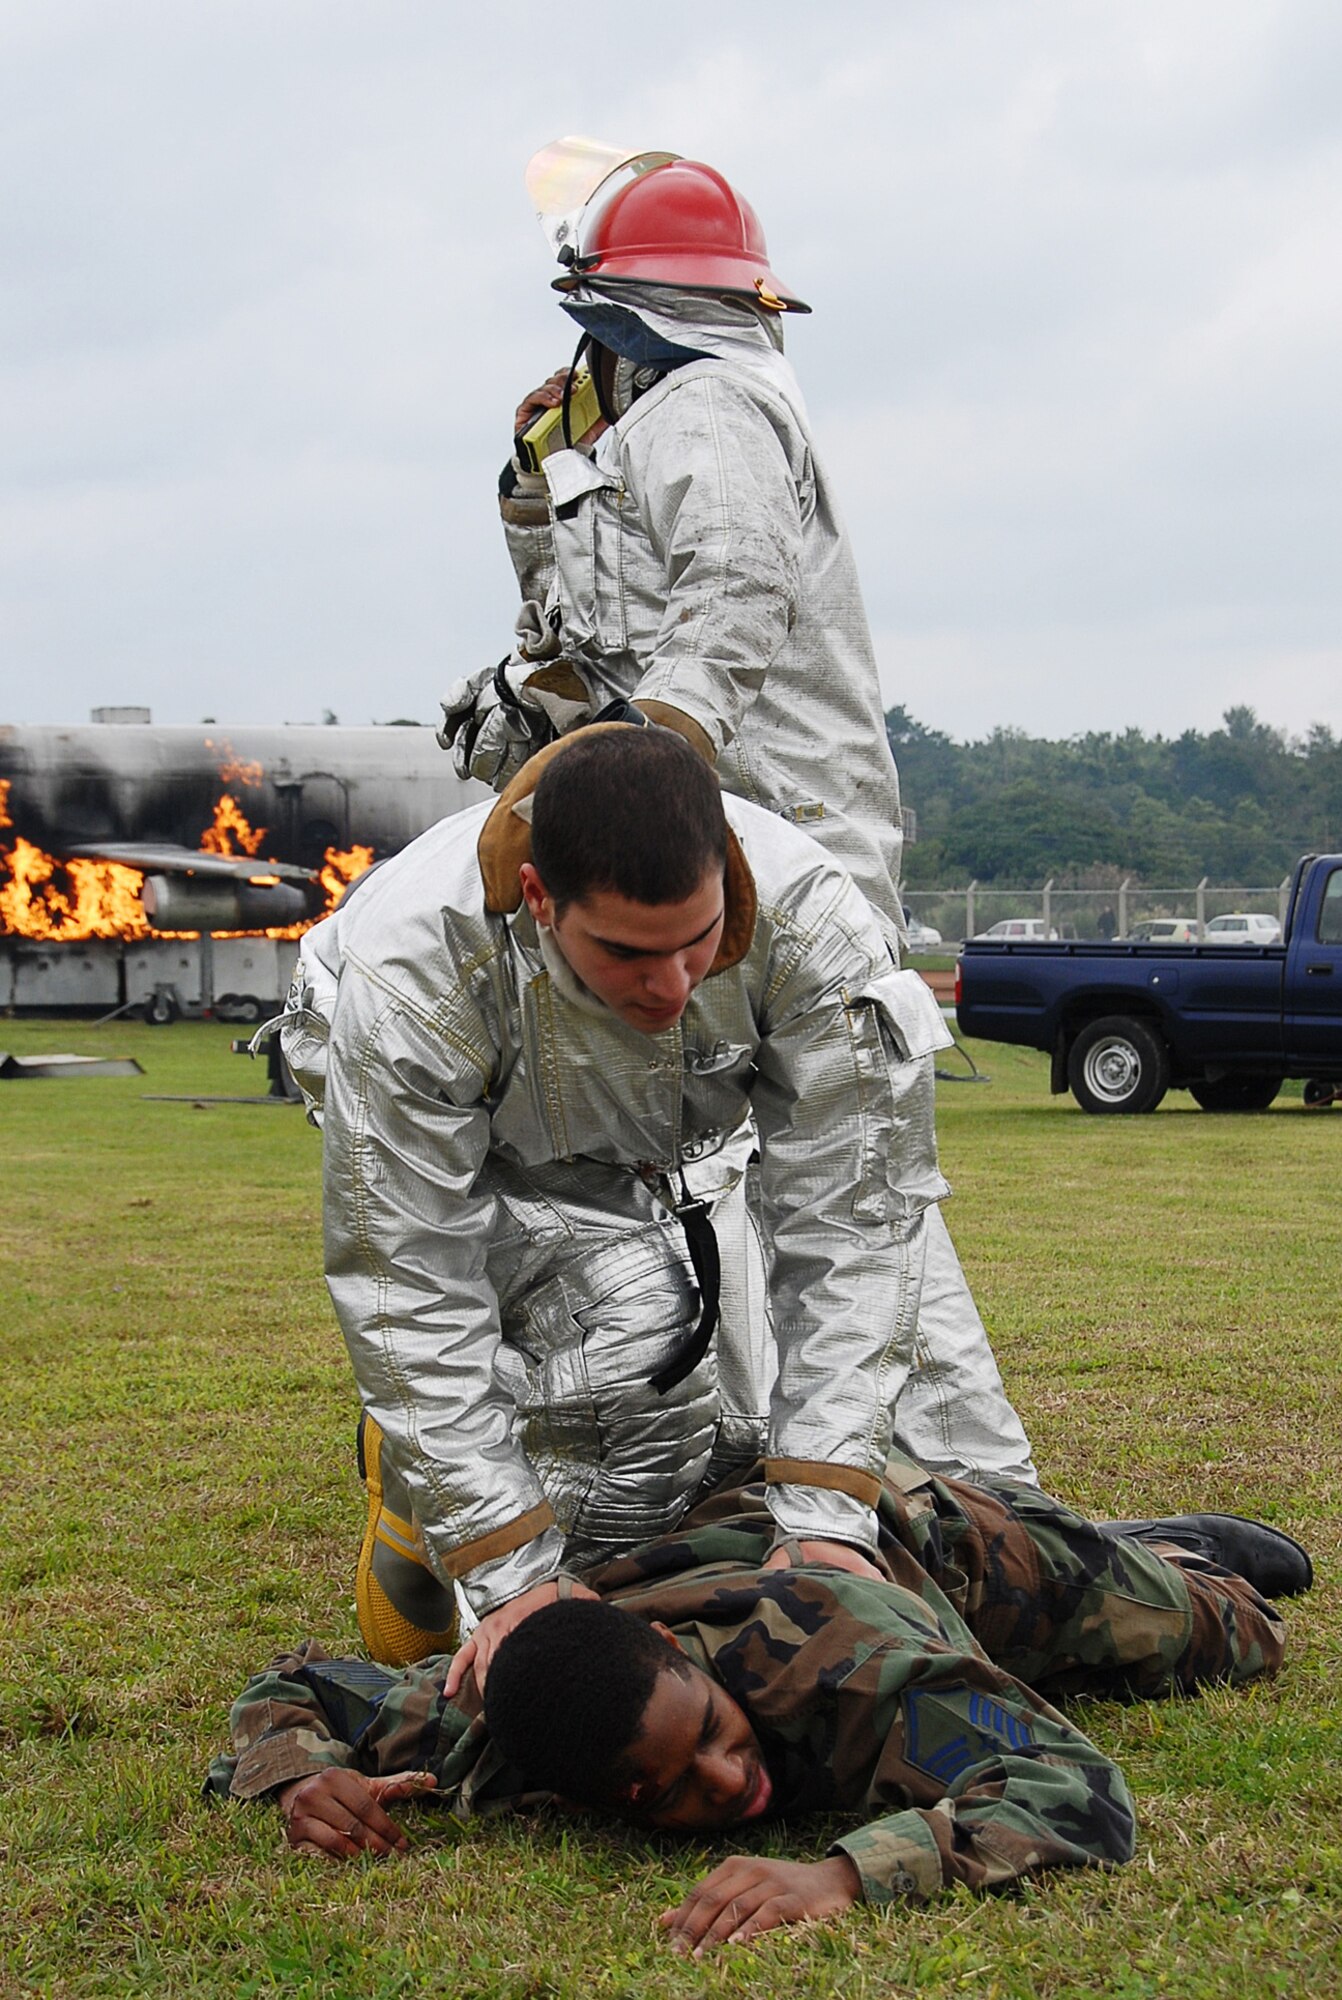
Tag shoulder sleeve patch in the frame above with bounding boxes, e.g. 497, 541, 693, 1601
903, 1684, 1035, 1790
294, 1658, 396, 1747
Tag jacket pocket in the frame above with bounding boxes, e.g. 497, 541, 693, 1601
859, 966, 954, 1062
547, 450, 628, 656
846, 969, 952, 1224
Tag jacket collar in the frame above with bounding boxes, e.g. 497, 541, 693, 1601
476, 727, 757, 976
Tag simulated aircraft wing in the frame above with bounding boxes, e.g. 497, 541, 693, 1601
66, 842, 318, 884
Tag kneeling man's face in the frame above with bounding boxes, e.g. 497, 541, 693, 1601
522, 867, 725, 1034
614, 1647, 774, 1832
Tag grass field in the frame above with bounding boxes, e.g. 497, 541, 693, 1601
3, 1017, 1340, 1998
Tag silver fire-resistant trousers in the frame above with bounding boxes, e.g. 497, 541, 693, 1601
357, 1178, 1036, 1661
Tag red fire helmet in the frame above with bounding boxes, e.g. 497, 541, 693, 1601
556, 158, 810, 314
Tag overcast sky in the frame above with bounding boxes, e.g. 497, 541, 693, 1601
3, 0, 1339, 744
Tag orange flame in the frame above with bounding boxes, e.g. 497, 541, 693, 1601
204, 739, 264, 789
0, 782, 375, 944
320, 844, 375, 903
261, 846, 375, 941
0, 837, 161, 941
199, 793, 268, 858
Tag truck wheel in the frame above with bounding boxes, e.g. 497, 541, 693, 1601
143, 989, 178, 1026
1189, 1076, 1282, 1112
1068, 1016, 1169, 1114
1303, 1079, 1338, 1110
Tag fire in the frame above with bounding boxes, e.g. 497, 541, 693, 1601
0, 837, 161, 942
261, 846, 375, 942
1, 746, 374, 943
0, 788, 374, 944
205, 739, 264, 789
200, 792, 267, 858
320, 844, 375, 903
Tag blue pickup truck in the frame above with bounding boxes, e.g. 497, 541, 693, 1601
954, 852, 1342, 1113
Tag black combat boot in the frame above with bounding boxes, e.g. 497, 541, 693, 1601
1095, 1513, 1313, 1599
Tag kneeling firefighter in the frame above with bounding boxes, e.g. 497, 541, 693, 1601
286, 728, 972, 1677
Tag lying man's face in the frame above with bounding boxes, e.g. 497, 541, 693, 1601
612, 1641, 774, 1831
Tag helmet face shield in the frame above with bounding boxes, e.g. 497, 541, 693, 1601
525, 138, 679, 262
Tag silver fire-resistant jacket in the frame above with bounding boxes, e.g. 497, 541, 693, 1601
282, 782, 951, 1616
497, 290, 905, 930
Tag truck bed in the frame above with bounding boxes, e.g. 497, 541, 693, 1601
958, 940, 1289, 1068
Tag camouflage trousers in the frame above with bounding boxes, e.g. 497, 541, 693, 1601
594, 1453, 1287, 1700
902, 1468, 1285, 1698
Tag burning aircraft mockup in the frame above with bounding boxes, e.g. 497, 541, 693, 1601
0, 720, 482, 1017
0, 721, 481, 945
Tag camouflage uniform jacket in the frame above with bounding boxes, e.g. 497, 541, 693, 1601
210, 1458, 1284, 1905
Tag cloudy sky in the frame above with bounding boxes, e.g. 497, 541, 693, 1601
4, 0, 1339, 743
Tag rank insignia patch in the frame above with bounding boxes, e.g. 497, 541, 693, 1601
903, 1684, 1036, 1789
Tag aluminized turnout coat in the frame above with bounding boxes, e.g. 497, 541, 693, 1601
283, 774, 952, 1616
495, 295, 905, 928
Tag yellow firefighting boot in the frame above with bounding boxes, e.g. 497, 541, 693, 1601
355, 1411, 459, 1667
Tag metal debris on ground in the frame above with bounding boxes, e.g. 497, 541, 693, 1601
0, 1051, 145, 1080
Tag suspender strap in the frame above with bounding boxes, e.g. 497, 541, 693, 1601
649, 1172, 722, 1396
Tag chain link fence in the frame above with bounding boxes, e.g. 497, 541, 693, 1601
902, 876, 1296, 946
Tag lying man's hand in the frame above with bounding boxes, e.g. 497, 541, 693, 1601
660, 1854, 861, 1955
277, 1767, 437, 1859
443, 1576, 601, 1701
763, 1538, 886, 1583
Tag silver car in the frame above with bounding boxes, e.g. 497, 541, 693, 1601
903, 918, 944, 953
975, 918, 1059, 941
1204, 913, 1282, 945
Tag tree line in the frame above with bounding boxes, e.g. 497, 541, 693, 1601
887, 706, 1342, 889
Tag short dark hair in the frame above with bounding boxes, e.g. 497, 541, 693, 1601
530, 729, 727, 914
483, 1599, 691, 1805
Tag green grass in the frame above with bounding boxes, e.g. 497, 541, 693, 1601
3, 1018, 1341, 1997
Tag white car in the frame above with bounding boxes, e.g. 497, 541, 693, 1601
974, 918, 1059, 941
1203, 912, 1282, 945
903, 918, 943, 952
1123, 918, 1200, 944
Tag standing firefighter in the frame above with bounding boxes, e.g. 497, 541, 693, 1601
442, 139, 1034, 1487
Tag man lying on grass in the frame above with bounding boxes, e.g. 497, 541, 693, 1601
210, 1453, 1307, 1956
